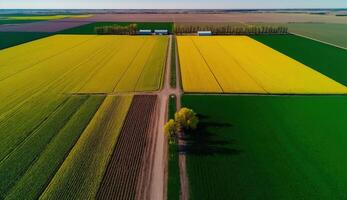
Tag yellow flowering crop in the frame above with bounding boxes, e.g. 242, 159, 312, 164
177, 36, 347, 94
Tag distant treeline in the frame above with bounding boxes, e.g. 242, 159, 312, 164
174, 24, 289, 35
95, 24, 138, 35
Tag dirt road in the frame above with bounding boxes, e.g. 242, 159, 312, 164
149, 35, 181, 200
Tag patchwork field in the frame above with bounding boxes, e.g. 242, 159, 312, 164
2, 95, 105, 200
177, 36, 347, 94
182, 95, 347, 200
61, 22, 174, 34
40, 95, 132, 199
2, 12, 347, 200
0, 31, 165, 199
252, 34, 347, 86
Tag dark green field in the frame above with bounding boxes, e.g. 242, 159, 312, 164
60, 22, 174, 34
167, 94, 181, 200
183, 95, 347, 200
0, 32, 51, 50
0, 20, 42, 25
251, 35, 347, 86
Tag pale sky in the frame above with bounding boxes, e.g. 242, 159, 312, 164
1, 0, 347, 9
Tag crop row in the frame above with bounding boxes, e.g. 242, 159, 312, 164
3, 96, 104, 200
96, 95, 157, 200
39, 95, 133, 199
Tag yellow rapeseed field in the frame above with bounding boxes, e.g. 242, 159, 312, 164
0, 35, 168, 95
177, 36, 347, 94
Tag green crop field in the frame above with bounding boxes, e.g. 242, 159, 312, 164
252, 34, 347, 87
60, 22, 174, 34
0, 32, 51, 50
287, 23, 347, 48
167, 94, 180, 200
40, 96, 132, 199
3, 96, 104, 200
183, 95, 347, 200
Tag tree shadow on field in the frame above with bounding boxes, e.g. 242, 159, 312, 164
179, 114, 242, 157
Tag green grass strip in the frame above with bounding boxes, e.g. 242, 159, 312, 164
167, 94, 180, 200
170, 36, 177, 88
5, 96, 105, 200
39, 95, 133, 200
168, 94, 176, 120
136, 36, 169, 91
0, 96, 88, 198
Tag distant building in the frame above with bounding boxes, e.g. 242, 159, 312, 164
197, 31, 212, 36
138, 30, 152, 35
154, 30, 168, 35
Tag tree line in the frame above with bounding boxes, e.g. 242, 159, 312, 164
174, 24, 288, 35
95, 24, 138, 35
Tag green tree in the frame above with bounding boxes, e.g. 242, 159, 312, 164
175, 107, 199, 130
164, 119, 179, 143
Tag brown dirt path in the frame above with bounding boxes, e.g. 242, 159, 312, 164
149, 35, 175, 200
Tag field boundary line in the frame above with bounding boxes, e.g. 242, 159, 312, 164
215, 38, 269, 94
190, 37, 224, 93
111, 37, 148, 93
290, 32, 347, 51
176, 38, 187, 200
160, 36, 171, 91
134, 37, 160, 92
76, 37, 124, 93
184, 93, 347, 97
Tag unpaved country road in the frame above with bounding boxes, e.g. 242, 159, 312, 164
174, 36, 188, 200
149, 35, 183, 200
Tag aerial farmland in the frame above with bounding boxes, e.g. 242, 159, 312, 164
1, 6, 347, 200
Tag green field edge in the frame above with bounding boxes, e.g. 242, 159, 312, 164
167, 94, 181, 200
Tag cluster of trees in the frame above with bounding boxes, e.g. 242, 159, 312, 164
95, 24, 138, 35
174, 24, 288, 35
164, 107, 199, 143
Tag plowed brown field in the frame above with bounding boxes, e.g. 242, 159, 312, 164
96, 95, 158, 200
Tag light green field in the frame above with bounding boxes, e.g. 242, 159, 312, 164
3, 96, 104, 200
287, 23, 347, 48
